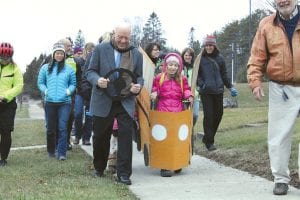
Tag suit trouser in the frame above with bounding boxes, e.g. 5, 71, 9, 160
200, 93, 223, 146
93, 101, 133, 177
268, 81, 300, 183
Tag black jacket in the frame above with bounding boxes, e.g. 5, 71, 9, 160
197, 52, 232, 94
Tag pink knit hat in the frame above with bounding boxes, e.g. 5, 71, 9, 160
203, 35, 217, 46
166, 55, 180, 64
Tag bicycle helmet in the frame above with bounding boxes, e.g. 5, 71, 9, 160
0, 42, 14, 59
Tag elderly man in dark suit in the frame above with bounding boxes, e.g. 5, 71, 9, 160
86, 22, 143, 185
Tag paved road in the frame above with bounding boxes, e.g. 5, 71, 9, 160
28, 100, 300, 199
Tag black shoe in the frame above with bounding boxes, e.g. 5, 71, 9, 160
117, 176, 132, 185
174, 169, 182, 174
92, 170, 104, 178
83, 140, 91, 146
73, 138, 80, 145
206, 144, 217, 151
273, 183, 288, 195
67, 144, 72, 150
0, 160, 7, 167
160, 169, 172, 177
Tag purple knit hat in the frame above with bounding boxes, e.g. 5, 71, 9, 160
74, 47, 83, 54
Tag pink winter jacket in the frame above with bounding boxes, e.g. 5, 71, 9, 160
152, 53, 193, 112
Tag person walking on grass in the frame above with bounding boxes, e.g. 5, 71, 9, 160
247, 0, 300, 196
37, 42, 76, 161
196, 35, 237, 152
0, 42, 24, 167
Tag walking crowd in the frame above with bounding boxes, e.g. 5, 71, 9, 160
0, 0, 299, 196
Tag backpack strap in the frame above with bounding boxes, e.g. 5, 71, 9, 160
159, 72, 183, 94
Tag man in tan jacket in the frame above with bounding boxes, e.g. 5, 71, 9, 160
247, 0, 300, 196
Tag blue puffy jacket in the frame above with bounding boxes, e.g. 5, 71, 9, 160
37, 63, 76, 103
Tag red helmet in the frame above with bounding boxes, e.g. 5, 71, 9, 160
0, 42, 14, 59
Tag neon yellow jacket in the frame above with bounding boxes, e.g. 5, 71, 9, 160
0, 63, 24, 102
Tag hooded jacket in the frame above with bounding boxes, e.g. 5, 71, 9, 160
152, 53, 193, 112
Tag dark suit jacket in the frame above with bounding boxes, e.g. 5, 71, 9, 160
86, 42, 143, 118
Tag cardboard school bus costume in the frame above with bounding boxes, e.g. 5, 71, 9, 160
136, 47, 194, 170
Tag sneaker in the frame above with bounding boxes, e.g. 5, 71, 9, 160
58, 156, 66, 161
117, 176, 132, 185
73, 138, 80, 145
83, 140, 91, 145
67, 144, 72, 150
206, 144, 217, 151
0, 160, 7, 167
160, 169, 172, 177
174, 169, 182, 174
48, 153, 56, 158
273, 183, 288, 195
92, 170, 104, 178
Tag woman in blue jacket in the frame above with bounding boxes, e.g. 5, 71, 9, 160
37, 42, 76, 160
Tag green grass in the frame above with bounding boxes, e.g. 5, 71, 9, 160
12, 119, 46, 147
1, 108, 138, 200
0, 148, 137, 200
15, 103, 29, 118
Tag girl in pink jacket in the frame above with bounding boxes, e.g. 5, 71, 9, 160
151, 53, 193, 112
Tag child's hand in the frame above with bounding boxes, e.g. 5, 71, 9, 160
150, 92, 157, 100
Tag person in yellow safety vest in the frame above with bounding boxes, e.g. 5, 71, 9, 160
0, 42, 24, 167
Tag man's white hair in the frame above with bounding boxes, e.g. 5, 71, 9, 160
113, 21, 132, 33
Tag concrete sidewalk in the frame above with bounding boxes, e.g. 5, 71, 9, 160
81, 144, 300, 200
28, 100, 300, 199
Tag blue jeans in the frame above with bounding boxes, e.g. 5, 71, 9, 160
193, 99, 200, 126
74, 94, 84, 139
82, 104, 93, 141
45, 102, 71, 157
74, 94, 92, 141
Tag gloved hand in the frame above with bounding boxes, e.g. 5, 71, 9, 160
230, 87, 238, 97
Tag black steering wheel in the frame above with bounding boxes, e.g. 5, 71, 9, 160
103, 68, 137, 101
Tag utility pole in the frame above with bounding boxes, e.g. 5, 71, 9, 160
249, 0, 252, 50
231, 43, 234, 84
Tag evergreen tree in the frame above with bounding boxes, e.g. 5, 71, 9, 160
215, 9, 268, 83
188, 27, 195, 48
74, 29, 85, 48
131, 17, 143, 47
188, 27, 201, 55
140, 12, 167, 50
23, 54, 50, 99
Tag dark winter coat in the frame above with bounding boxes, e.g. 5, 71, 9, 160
197, 52, 232, 94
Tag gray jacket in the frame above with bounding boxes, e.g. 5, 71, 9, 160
86, 42, 143, 118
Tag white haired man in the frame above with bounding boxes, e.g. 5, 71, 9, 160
247, 0, 300, 195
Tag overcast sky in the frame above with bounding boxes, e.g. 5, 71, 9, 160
1, 0, 264, 71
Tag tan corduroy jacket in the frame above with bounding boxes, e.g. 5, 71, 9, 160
247, 10, 300, 90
